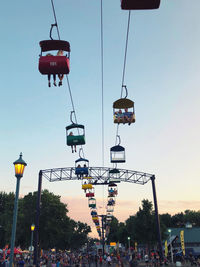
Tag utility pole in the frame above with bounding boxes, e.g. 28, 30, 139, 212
99, 215, 106, 258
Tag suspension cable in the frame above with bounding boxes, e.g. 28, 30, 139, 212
120, 10, 131, 98
101, 0, 104, 168
66, 76, 85, 158
50, 0, 85, 158
100, 0, 105, 212
115, 10, 131, 145
50, 0, 61, 40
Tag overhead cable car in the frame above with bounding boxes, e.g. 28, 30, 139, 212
108, 183, 118, 196
107, 207, 114, 213
121, 0, 160, 10
107, 198, 115, 206
110, 136, 125, 163
66, 112, 85, 152
91, 210, 97, 216
39, 24, 70, 85
82, 183, 93, 190
66, 124, 85, 146
75, 151, 89, 177
92, 216, 99, 222
83, 180, 94, 196
113, 86, 135, 125
39, 40, 70, 74
109, 168, 120, 183
86, 192, 95, 198
88, 198, 96, 208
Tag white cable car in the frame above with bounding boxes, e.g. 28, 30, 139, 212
110, 136, 125, 163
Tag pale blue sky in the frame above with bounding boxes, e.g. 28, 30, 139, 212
1, 1, 200, 233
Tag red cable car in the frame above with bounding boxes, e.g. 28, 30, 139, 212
86, 192, 95, 198
121, 0, 160, 10
39, 40, 70, 75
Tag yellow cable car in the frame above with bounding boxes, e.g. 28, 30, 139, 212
92, 216, 99, 221
82, 183, 93, 190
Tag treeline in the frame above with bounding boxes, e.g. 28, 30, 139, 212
1, 191, 199, 251
107, 199, 200, 248
0, 190, 91, 250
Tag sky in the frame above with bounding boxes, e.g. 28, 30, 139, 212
1, 0, 200, 237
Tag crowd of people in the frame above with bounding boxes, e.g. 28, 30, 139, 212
0, 250, 138, 267
2, 249, 200, 267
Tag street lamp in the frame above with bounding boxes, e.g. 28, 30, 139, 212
128, 237, 131, 256
9, 153, 27, 267
168, 229, 173, 264
30, 224, 35, 260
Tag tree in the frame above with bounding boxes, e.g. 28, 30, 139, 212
70, 221, 91, 249
0, 192, 15, 246
160, 213, 172, 228
0, 190, 91, 250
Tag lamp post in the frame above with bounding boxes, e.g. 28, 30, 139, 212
168, 229, 173, 264
30, 224, 35, 260
128, 237, 131, 256
9, 153, 27, 267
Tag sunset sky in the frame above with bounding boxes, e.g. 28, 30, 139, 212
1, 0, 200, 237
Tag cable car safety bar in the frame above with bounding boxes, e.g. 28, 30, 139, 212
40, 167, 153, 185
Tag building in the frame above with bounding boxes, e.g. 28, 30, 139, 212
167, 224, 200, 256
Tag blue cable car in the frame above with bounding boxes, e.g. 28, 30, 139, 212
75, 158, 89, 176
121, 0, 160, 10
91, 210, 97, 216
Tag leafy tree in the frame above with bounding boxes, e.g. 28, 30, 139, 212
70, 221, 91, 249
107, 217, 120, 243
160, 213, 172, 228
0, 190, 91, 250
0, 192, 15, 246
171, 212, 185, 227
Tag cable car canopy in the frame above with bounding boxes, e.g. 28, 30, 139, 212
40, 40, 71, 52
121, 0, 160, 10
